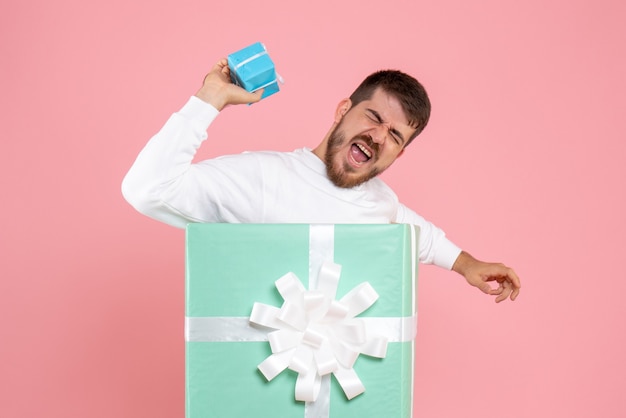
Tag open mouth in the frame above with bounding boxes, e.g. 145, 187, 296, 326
350, 143, 372, 165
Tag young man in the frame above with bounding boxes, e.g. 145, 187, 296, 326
122, 59, 521, 302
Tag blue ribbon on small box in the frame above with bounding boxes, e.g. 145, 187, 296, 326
228, 42, 283, 100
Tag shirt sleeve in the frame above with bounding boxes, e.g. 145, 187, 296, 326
121, 96, 264, 228
395, 203, 462, 270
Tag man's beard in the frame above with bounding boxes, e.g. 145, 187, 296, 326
324, 126, 383, 188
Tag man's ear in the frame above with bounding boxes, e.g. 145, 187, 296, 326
334, 98, 352, 123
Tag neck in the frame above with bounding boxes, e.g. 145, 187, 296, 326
312, 143, 325, 161
313, 124, 336, 161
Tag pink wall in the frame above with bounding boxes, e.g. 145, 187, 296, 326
2, 0, 625, 416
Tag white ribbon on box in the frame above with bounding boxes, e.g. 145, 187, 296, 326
250, 261, 388, 401
185, 224, 417, 418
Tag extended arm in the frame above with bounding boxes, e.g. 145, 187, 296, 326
396, 204, 521, 303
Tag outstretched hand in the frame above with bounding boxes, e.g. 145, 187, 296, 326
452, 251, 521, 303
194, 59, 264, 111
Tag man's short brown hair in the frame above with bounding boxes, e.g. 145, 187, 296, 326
349, 70, 431, 146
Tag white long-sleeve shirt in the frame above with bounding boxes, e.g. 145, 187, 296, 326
122, 96, 462, 269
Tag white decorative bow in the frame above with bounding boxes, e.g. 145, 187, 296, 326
249, 261, 388, 402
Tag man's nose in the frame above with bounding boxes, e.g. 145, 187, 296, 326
371, 125, 388, 144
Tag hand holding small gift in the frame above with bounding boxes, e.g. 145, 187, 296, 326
195, 59, 264, 111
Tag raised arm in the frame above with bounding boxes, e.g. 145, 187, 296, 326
121, 60, 264, 227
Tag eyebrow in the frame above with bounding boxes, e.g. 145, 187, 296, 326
366, 108, 406, 144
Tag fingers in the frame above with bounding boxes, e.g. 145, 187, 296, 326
495, 281, 513, 303
487, 281, 504, 296
506, 267, 522, 290
510, 285, 521, 301
475, 276, 518, 303
212, 58, 228, 71
248, 88, 264, 103
226, 87, 264, 106
484, 266, 521, 303
460, 256, 521, 303
205, 59, 229, 82
196, 65, 265, 109
473, 273, 520, 303
500, 268, 521, 302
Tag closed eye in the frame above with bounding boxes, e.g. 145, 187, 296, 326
389, 129, 403, 145
366, 109, 383, 124
366, 109, 405, 145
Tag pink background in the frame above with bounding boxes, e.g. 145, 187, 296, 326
2, 0, 625, 416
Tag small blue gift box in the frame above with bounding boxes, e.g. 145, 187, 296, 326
228, 42, 281, 100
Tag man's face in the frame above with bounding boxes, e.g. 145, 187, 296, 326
325, 88, 417, 188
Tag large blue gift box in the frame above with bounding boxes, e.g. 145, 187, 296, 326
185, 224, 419, 418
227, 42, 281, 100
